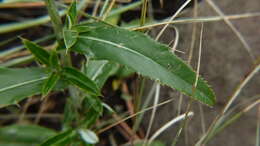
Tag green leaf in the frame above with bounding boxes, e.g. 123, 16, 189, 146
72, 23, 216, 106
0, 124, 56, 145
22, 38, 50, 66
63, 98, 78, 128
84, 60, 119, 88
83, 95, 103, 115
80, 95, 103, 127
42, 72, 60, 96
63, 29, 78, 50
0, 67, 66, 108
40, 129, 75, 146
62, 67, 100, 96
63, 1, 78, 52
115, 65, 135, 78
78, 129, 99, 144
49, 50, 60, 69
67, 1, 77, 27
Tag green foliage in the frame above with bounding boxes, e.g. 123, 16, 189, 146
62, 67, 100, 96
49, 50, 60, 69
63, 29, 78, 50
72, 23, 215, 106
0, 0, 217, 145
42, 72, 60, 96
80, 95, 103, 128
84, 60, 119, 88
0, 125, 56, 145
22, 38, 50, 66
0, 67, 66, 108
66, 1, 77, 28
40, 129, 75, 146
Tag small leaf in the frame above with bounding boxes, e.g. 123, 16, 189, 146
40, 129, 75, 146
67, 0, 77, 28
0, 67, 67, 108
0, 124, 56, 145
80, 95, 103, 127
72, 23, 216, 106
42, 72, 60, 96
62, 67, 100, 96
22, 38, 50, 66
63, 1, 78, 52
63, 29, 78, 50
78, 129, 99, 144
84, 60, 119, 88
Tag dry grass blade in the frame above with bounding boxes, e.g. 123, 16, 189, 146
131, 12, 260, 31
194, 23, 203, 87
205, 0, 255, 61
172, 22, 204, 146
196, 95, 260, 146
170, 26, 180, 53
197, 23, 206, 134
92, 0, 102, 16
132, 83, 156, 132
140, 0, 148, 26
223, 63, 260, 113
101, 0, 116, 20
256, 107, 260, 146
196, 63, 260, 145
142, 84, 160, 146
177, 0, 198, 117
97, 98, 174, 134
148, 112, 194, 144
202, 99, 260, 145
112, 114, 140, 140
155, 0, 191, 41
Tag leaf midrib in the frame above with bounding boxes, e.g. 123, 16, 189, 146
91, 62, 107, 81
78, 36, 207, 98
0, 76, 48, 93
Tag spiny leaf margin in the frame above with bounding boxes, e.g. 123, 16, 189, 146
71, 23, 216, 106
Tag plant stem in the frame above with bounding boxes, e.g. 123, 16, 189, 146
140, 0, 148, 26
44, 0, 63, 43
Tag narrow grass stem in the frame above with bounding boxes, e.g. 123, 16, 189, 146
256, 107, 260, 146
131, 12, 260, 31
98, 98, 174, 134
148, 112, 194, 145
140, 0, 149, 26
142, 83, 160, 146
223, 63, 260, 113
102, 0, 116, 20
155, 0, 191, 41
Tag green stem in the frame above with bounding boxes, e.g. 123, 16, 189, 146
44, 0, 63, 43
140, 0, 148, 26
